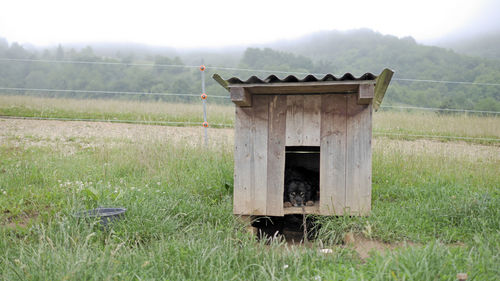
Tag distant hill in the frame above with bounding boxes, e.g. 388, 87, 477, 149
255, 29, 500, 111
0, 29, 499, 111
433, 31, 500, 60
427, 0, 500, 61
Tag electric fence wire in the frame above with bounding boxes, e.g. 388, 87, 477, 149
0, 115, 497, 141
0, 57, 198, 69
379, 105, 500, 115
0, 115, 233, 128
2, 58, 498, 142
392, 77, 500, 86
373, 132, 500, 142
0, 88, 498, 114
0, 87, 230, 99
2, 57, 500, 87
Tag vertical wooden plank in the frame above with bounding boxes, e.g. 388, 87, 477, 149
345, 93, 372, 215
303, 95, 321, 146
266, 95, 287, 216
233, 105, 253, 215
251, 95, 269, 215
320, 94, 347, 215
286, 95, 304, 146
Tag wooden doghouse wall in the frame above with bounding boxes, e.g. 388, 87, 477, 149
233, 93, 372, 216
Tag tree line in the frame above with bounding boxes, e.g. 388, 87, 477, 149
0, 29, 499, 111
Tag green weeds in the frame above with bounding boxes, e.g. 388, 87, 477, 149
0, 126, 499, 280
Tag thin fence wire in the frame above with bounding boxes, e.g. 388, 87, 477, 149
2, 57, 500, 87
392, 77, 500, 86
1, 115, 497, 142
0, 115, 233, 128
0, 57, 199, 69
209, 65, 317, 76
373, 132, 500, 142
1, 56, 499, 142
1, 88, 498, 115
379, 105, 500, 115
0, 87, 230, 99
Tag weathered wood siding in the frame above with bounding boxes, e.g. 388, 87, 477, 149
266, 95, 287, 216
345, 94, 372, 215
233, 95, 285, 216
319, 94, 347, 215
233, 91, 373, 216
286, 95, 321, 146
233, 103, 253, 214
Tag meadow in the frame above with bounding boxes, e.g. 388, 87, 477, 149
1, 95, 499, 142
0, 95, 499, 280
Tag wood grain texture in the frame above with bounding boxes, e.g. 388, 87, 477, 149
303, 95, 321, 146
345, 93, 372, 215
251, 95, 269, 215
373, 68, 394, 111
233, 95, 270, 215
233, 104, 253, 214
320, 94, 347, 215
266, 95, 287, 216
286, 95, 305, 146
229, 81, 375, 95
284, 203, 319, 215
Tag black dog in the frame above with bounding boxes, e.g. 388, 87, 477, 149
284, 167, 318, 207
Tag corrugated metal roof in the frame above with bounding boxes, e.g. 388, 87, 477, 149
213, 68, 394, 111
225, 73, 377, 85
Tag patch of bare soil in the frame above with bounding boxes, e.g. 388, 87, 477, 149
2, 119, 498, 160
343, 233, 417, 260
0, 118, 234, 149
3, 209, 39, 229
263, 230, 419, 260
253, 216, 418, 260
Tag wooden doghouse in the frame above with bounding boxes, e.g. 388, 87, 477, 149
214, 69, 393, 217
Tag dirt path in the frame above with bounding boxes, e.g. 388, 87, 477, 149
1, 118, 498, 161
0, 118, 234, 146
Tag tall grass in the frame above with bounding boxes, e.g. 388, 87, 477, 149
1, 95, 499, 141
374, 111, 500, 139
0, 95, 234, 126
1, 130, 499, 280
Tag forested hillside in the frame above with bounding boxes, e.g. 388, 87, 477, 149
267, 29, 500, 111
0, 29, 499, 111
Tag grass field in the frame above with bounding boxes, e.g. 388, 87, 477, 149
1, 95, 499, 143
1, 96, 499, 280
0, 95, 235, 127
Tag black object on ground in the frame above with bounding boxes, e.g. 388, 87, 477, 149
74, 207, 126, 226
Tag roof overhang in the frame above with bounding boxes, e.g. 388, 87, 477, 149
213, 68, 393, 110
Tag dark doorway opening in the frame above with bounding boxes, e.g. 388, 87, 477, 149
284, 146, 320, 210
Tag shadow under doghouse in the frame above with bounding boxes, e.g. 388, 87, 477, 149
251, 215, 320, 244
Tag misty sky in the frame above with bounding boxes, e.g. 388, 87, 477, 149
1, 0, 499, 48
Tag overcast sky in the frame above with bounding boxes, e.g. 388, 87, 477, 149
1, 0, 498, 48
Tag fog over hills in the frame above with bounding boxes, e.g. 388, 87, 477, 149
421, 0, 500, 60
1, 26, 499, 111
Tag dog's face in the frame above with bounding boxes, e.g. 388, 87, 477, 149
286, 180, 311, 207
